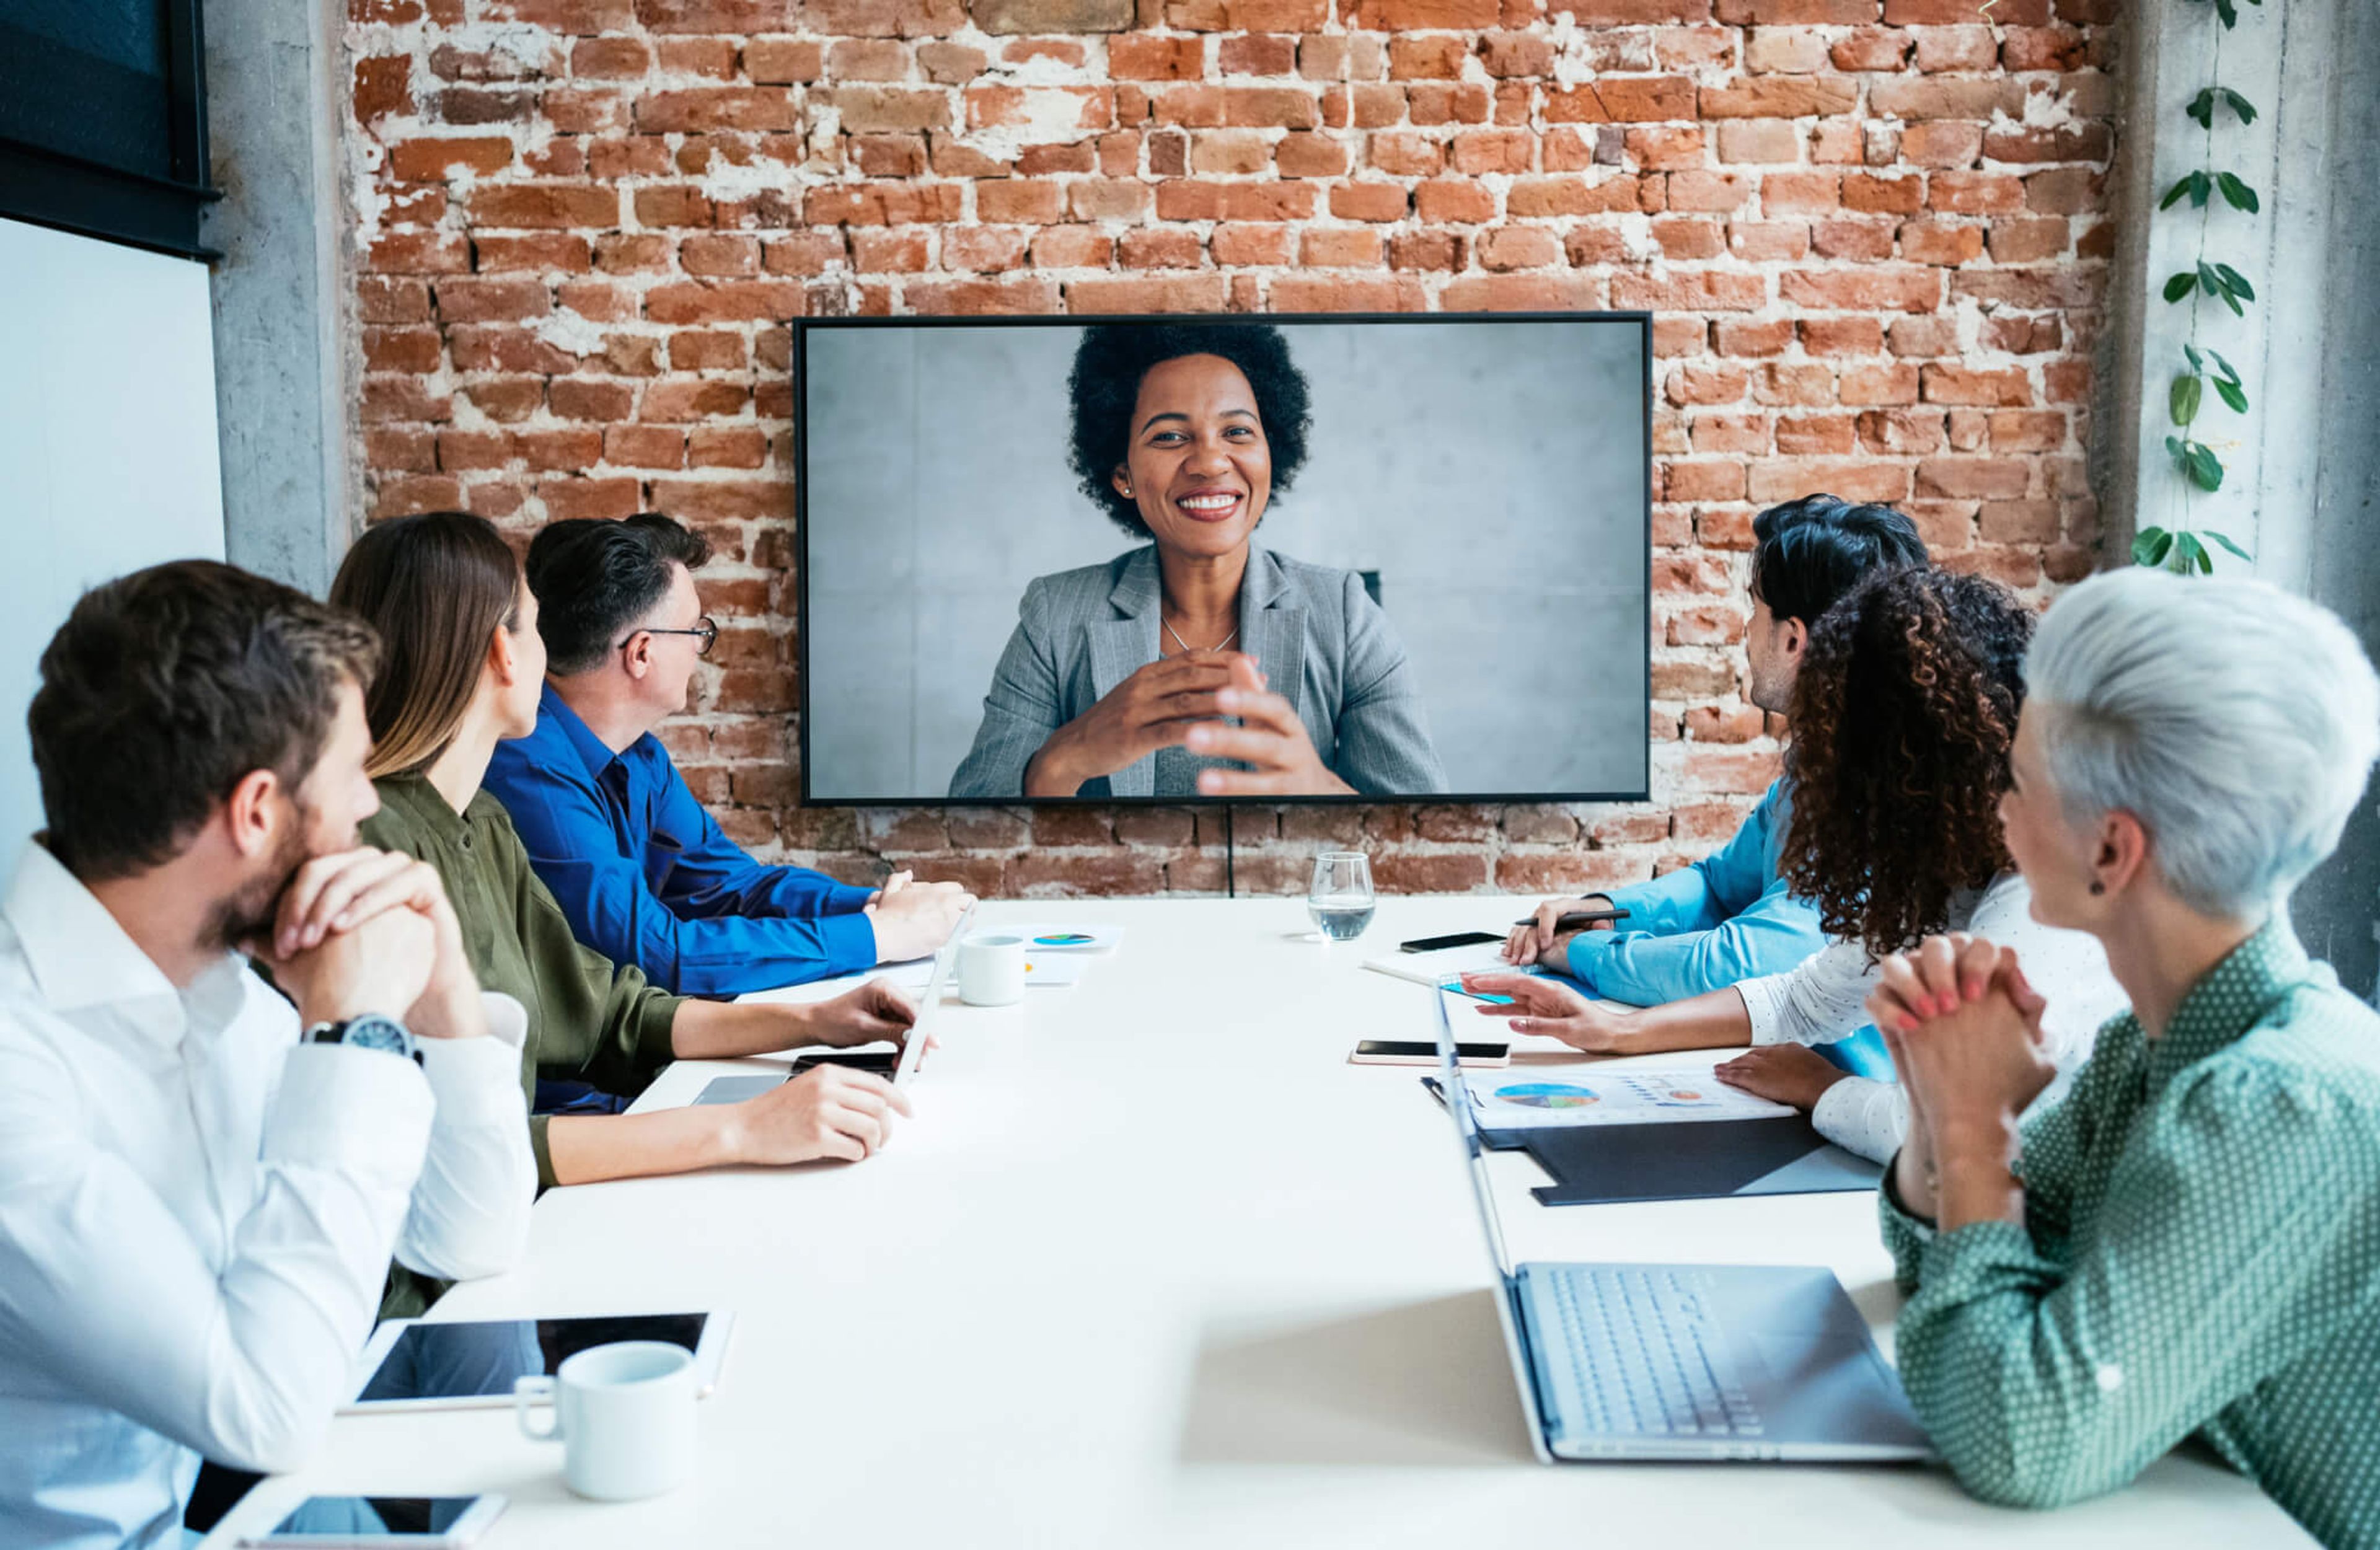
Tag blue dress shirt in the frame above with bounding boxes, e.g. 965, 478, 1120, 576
1565, 780, 1892, 1078
482, 687, 878, 996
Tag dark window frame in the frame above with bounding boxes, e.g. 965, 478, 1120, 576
0, 0, 221, 260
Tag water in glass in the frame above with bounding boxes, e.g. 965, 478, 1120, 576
1308, 851, 1375, 941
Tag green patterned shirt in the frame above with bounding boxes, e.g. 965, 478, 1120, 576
1881, 919, 2380, 1548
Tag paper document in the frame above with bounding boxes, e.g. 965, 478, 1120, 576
1458, 1067, 1795, 1129
1364, 941, 1536, 988
1004, 923, 1123, 953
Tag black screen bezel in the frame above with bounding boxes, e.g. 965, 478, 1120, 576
790, 309, 1655, 809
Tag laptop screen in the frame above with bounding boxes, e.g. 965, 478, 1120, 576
1434, 984, 1516, 1280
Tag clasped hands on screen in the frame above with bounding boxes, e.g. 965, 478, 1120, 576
1023, 651, 1351, 798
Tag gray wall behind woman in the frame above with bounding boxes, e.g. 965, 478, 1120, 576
803, 320, 1647, 802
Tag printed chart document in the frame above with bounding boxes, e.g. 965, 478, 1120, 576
1364, 941, 1535, 988
1003, 923, 1124, 953
1455, 1067, 1796, 1130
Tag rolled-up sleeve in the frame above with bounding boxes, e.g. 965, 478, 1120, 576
395, 992, 535, 1283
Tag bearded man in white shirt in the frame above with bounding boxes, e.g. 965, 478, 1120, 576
0, 561, 537, 1550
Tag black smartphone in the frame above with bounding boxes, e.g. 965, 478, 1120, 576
790, 1050, 897, 1075
1398, 930, 1505, 954
1350, 1039, 1511, 1067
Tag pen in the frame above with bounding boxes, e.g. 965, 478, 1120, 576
1510, 907, 1631, 929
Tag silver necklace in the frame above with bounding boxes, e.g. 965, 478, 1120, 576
1163, 618, 1239, 655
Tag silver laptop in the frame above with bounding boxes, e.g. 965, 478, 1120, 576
1432, 990, 1933, 1463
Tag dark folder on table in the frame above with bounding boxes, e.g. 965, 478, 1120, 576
1424, 1078, 1883, 1207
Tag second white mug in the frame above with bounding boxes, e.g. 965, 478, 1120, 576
956, 933, 1026, 1006
514, 1341, 697, 1502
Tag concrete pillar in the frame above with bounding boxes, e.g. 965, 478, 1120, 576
201, 0, 354, 596
2107, 0, 2380, 995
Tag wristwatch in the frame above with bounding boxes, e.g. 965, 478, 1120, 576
305, 1013, 422, 1066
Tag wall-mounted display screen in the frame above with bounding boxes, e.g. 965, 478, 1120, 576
796, 312, 1651, 806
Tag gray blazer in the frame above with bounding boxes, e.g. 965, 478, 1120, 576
948, 544, 1448, 799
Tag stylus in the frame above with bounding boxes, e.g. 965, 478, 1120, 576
1509, 908, 1632, 928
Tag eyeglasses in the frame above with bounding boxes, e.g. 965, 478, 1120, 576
620, 615, 717, 658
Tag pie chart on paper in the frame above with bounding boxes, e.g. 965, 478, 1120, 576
1492, 1082, 1600, 1111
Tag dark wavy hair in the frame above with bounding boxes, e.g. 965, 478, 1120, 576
1779, 566, 2034, 958
1067, 322, 1313, 539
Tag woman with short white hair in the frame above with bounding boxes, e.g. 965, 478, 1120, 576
1862, 568, 2380, 1545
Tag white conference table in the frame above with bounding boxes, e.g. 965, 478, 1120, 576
204, 896, 2307, 1549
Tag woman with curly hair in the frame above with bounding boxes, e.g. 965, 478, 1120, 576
1463, 566, 2127, 1163
948, 322, 1447, 799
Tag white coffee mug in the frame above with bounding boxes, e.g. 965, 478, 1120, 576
514, 1341, 697, 1502
956, 932, 1026, 1006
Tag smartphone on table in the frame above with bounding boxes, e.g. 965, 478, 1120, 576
1350, 1039, 1511, 1068
240, 1495, 505, 1548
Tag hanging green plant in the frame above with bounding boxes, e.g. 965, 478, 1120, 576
2148, 0, 2265, 573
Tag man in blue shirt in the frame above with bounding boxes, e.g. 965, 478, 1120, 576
483, 514, 972, 995
1506, 496, 1928, 1047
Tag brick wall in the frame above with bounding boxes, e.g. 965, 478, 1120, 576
345, 0, 2115, 897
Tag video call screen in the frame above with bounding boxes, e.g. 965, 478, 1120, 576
796, 314, 1652, 805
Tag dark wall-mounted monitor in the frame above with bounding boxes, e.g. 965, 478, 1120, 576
795, 312, 1652, 807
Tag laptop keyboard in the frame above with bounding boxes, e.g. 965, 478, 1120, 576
1535, 1266, 1763, 1438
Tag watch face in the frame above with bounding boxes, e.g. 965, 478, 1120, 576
343, 1015, 413, 1057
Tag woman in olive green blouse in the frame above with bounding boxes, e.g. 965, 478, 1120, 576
330, 512, 917, 1189
1860, 570, 2380, 1549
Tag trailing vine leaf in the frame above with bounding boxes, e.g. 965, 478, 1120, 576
2216, 172, 2259, 213
2221, 87, 2258, 125
2164, 270, 2199, 304
2134, 526, 2175, 566
2213, 263, 2255, 301
2206, 531, 2254, 561
2175, 532, 2213, 573
2171, 374, 2203, 426
2161, 170, 2215, 209
2182, 441, 2225, 492
2213, 0, 2237, 28
2185, 343, 2205, 372
2213, 375, 2249, 413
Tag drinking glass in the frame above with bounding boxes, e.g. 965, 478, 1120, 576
1307, 851, 1376, 941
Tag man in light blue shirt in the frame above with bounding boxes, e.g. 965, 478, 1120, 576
1508, 496, 1928, 1055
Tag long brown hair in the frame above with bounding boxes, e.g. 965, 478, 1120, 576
328, 511, 521, 778
1779, 566, 2034, 958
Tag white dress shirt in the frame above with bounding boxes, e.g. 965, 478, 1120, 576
1734, 870, 2129, 1163
0, 843, 535, 1550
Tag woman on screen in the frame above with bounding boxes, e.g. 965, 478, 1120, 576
948, 322, 1448, 799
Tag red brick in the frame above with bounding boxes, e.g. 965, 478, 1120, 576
1921, 365, 2032, 407
386, 137, 515, 182
1063, 275, 1228, 312
1869, 77, 2023, 120
467, 183, 620, 228
1899, 220, 1983, 265
1111, 34, 1204, 78
1329, 180, 1409, 221
904, 277, 1064, 313
1745, 457, 1910, 503
354, 56, 414, 120
1778, 266, 1941, 312
1544, 77, 1698, 123
1697, 76, 1857, 118
1610, 270, 1768, 311
1296, 225, 1383, 266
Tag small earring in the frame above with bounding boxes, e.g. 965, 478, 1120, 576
2088, 881, 2105, 896
1121, 482, 1132, 495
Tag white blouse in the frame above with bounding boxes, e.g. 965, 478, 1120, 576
1733, 871, 2128, 1164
